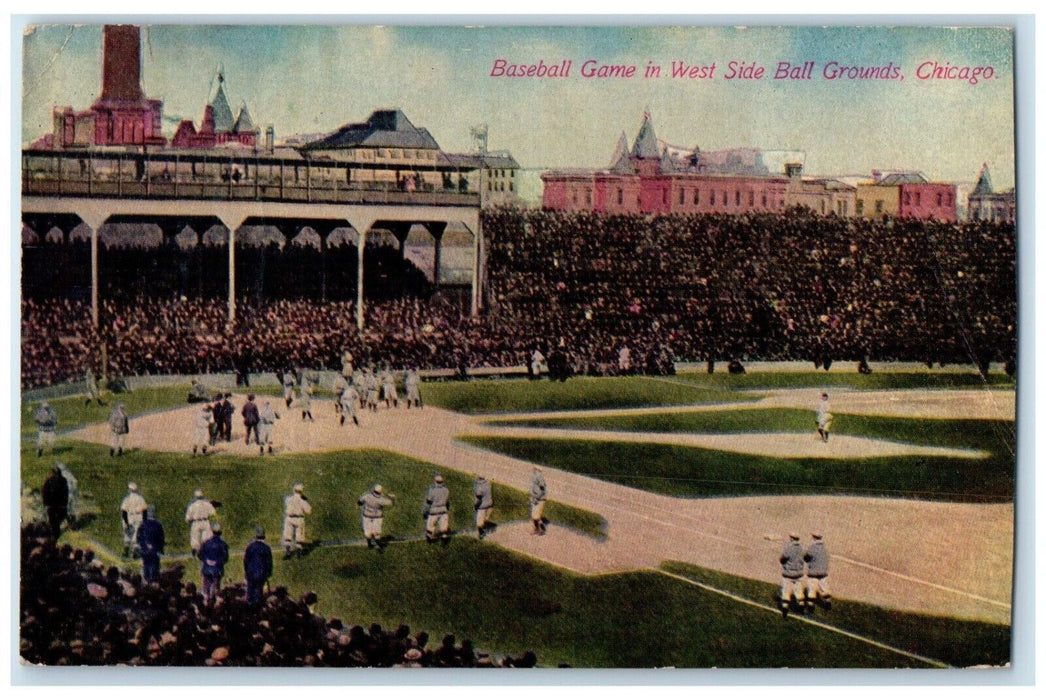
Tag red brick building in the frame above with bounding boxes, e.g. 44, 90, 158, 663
542, 113, 806, 217
45, 25, 166, 150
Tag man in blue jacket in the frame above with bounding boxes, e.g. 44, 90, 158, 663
198, 522, 229, 605
137, 505, 165, 583
244, 525, 273, 604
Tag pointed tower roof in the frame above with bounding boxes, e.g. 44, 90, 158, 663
608, 132, 635, 174
630, 111, 660, 159
973, 162, 994, 195
659, 146, 677, 174
233, 102, 255, 133
609, 132, 629, 167
207, 68, 235, 133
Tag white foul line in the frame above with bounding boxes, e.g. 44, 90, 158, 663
832, 555, 1011, 610
657, 569, 952, 669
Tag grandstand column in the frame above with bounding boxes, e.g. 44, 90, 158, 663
389, 222, 412, 261
75, 207, 110, 329
216, 212, 248, 327
471, 219, 483, 316
425, 222, 447, 289
347, 218, 375, 331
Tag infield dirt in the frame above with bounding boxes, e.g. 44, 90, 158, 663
69, 387, 1014, 625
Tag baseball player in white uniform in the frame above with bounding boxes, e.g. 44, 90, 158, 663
120, 482, 148, 558
529, 467, 547, 535
405, 368, 422, 409
474, 475, 494, 539
339, 384, 360, 426
365, 369, 380, 412
381, 368, 399, 409
192, 404, 214, 457
298, 378, 314, 422
333, 373, 349, 415
185, 488, 217, 556
33, 402, 58, 458
816, 392, 833, 443
282, 482, 313, 558
423, 475, 451, 542
258, 400, 279, 454
358, 484, 396, 549
283, 370, 297, 408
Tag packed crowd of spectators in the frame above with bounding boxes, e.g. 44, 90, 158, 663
485, 207, 1016, 372
20, 522, 538, 667
20, 208, 1016, 388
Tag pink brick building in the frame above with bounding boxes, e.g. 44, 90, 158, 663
542, 113, 796, 216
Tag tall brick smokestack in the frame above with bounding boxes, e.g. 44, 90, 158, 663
100, 25, 144, 102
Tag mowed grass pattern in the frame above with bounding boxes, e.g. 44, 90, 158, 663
423, 376, 758, 414
459, 436, 1013, 502
493, 408, 1017, 454
671, 370, 1015, 391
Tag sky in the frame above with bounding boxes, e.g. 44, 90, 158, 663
19, 23, 1016, 188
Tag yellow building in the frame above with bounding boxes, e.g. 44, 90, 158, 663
785, 171, 857, 217
855, 182, 900, 218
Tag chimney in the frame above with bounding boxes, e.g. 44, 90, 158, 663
265, 125, 275, 153
100, 25, 145, 102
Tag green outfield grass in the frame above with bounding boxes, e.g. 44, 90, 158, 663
672, 370, 1015, 391
660, 562, 1010, 669
490, 409, 1017, 453
458, 436, 1014, 502
21, 445, 605, 554
167, 538, 969, 668
422, 376, 759, 414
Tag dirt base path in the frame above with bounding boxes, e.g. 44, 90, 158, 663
69, 388, 1014, 625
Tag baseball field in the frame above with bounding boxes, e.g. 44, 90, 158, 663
20, 369, 1016, 668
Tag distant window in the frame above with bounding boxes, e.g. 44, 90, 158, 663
915, 192, 921, 206
710, 191, 716, 205
735, 191, 741, 206
509, 181, 514, 192
937, 193, 943, 206
694, 189, 700, 205
904, 192, 911, 206
762, 193, 767, 208
749, 191, 755, 206
617, 189, 623, 205
875, 200, 884, 213
663, 189, 668, 205
679, 189, 685, 205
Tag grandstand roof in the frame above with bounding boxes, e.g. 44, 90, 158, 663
302, 110, 442, 151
